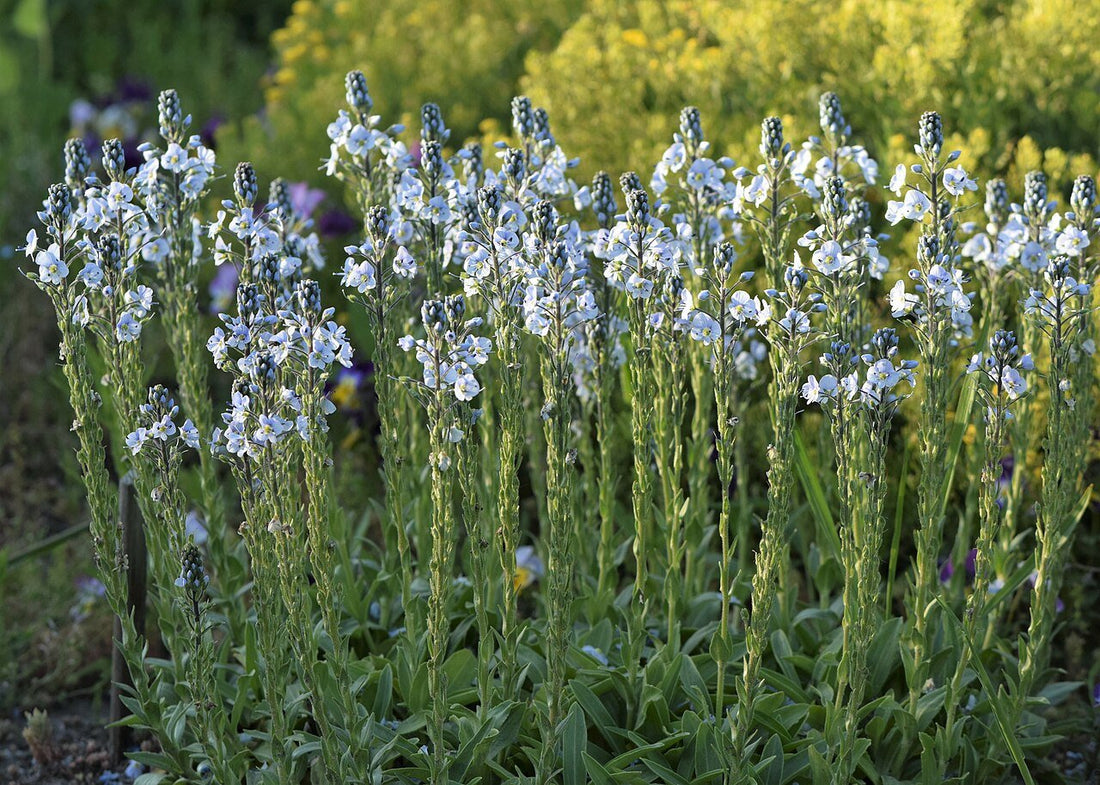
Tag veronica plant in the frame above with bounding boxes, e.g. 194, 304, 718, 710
684, 241, 761, 716
942, 330, 1030, 756
573, 171, 623, 603
324, 70, 408, 213
886, 111, 977, 712
651, 107, 746, 586
129, 387, 244, 783
519, 204, 598, 780
1017, 258, 1093, 719
23, 184, 195, 779
341, 205, 419, 623
735, 265, 820, 766
807, 330, 916, 783
457, 182, 529, 682
135, 90, 229, 583
399, 295, 491, 783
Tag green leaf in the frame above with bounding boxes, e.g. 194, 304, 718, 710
794, 429, 841, 562
571, 680, 620, 751
133, 774, 168, 785
933, 595, 1035, 785
886, 440, 911, 613
563, 702, 587, 785
372, 663, 393, 718
938, 371, 979, 514
581, 752, 616, 785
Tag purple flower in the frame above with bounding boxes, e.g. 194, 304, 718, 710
328, 362, 374, 416
289, 182, 326, 219
939, 559, 954, 583
201, 114, 225, 149
75, 575, 106, 598
209, 264, 240, 315
964, 549, 977, 580
318, 209, 357, 238
111, 76, 152, 105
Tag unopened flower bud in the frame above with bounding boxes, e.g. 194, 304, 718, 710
1070, 175, 1096, 223
295, 279, 322, 317
64, 138, 90, 194
619, 171, 643, 196
462, 142, 482, 184
985, 178, 1008, 227
444, 294, 465, 324
626, 189, 650, 230
511, 95, 534, 138
502, 148, 525, 184
592, 171, 616, 227
422, 299, 447, 333
918, 111, 943, 158
680, 106, 703, 146
477, 184, 502, 223
366, 205, 390, 241
819, 92, 848, 140
714, 243, 737, 276
345, 70, 373, 113
102, 139, 127, 181
823, 176, 847, 220
1023, 171, 1048, 226
420, 102, 447, 144
760, 116, 784, 161
269, 177, 292, 220
158, 89, 183, 140
234, 162, 258, 207
531, 200, 557, 242
46, 183, 74, 227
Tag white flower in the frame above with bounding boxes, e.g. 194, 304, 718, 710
424, 195, 451, 225
454, 373, 481, 401
889, 280, 918, 317
811, 240, 855, 275
1055, 227, 1089, 257
149, 415, 177, 441
686, 158, 721, 191
125, 286, 155, 318
181, 419, 201, 449
24, 229, 38, 258
125, 428, 148, 455
885, 190, 931, 225
867, 359, 900, 389
1001, 367, 1027, 399
742, 174, 768, 207
116, 312, 143, 342
942, 167, 977, 197
801, 374, 838, 404
341, 258, 376, 293
689, 312, 719, 345
36, 244, 68, 285
1019, 240, 1045, 272
728, 290, 760, 323
393, 246, 417, 278
525, 311, 550, 336
253, 414, 291, 446
888, 164, 907, 196
161, 143, 188, 173
625, 273, 653, 300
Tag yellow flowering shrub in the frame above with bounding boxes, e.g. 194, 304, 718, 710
223, 0, 1099, 201
217, 0, 583, 184
521, 0, 1100, 184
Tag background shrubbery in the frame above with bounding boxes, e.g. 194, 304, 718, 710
224, 0, 1100, 197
